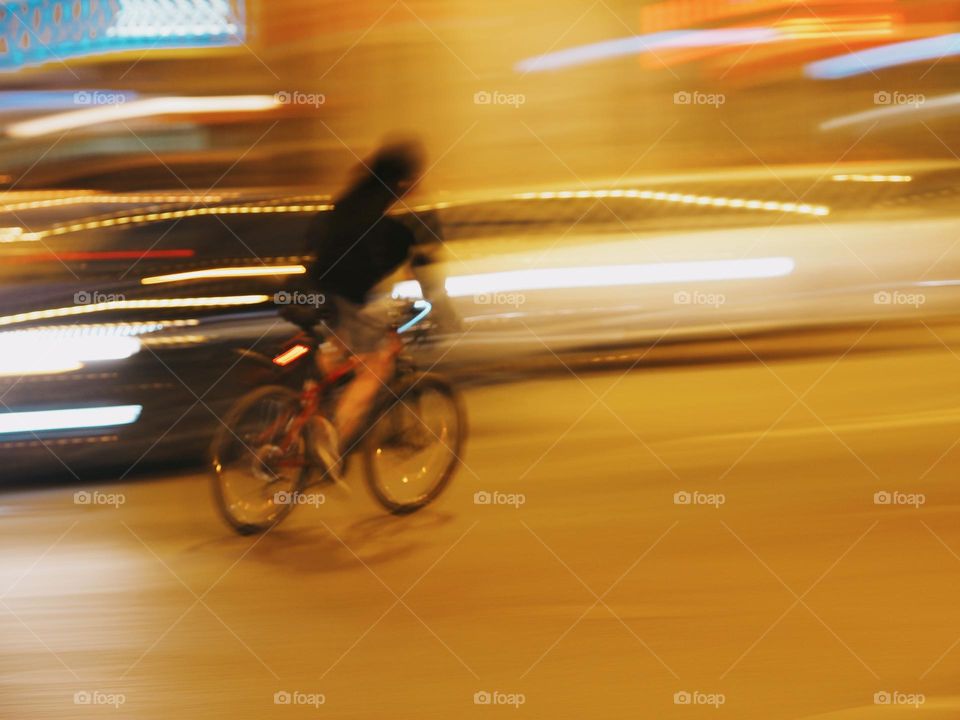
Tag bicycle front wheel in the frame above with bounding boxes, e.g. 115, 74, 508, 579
210, 385, 309, 534
362, 372, 466, 514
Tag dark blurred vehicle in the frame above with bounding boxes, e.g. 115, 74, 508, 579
0, 190, 325, 479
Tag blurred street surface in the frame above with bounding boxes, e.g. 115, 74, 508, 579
4, 325, 960, 718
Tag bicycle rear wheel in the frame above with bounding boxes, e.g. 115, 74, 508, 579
211, 385, 309, 534
362, 372, 466, 514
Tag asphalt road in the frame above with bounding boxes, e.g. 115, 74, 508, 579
4, 328, 960, 719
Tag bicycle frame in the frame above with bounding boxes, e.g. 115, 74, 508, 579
263, 297, 434, 466
253, 339, 363, 468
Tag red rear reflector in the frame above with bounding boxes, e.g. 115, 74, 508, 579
273, 344, 310, 366
8, 249, 195, 264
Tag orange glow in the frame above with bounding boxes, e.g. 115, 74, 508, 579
640, 0, 896, 34
774, 14, 896, 40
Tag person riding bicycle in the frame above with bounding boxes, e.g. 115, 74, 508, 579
300, 138, 442, 475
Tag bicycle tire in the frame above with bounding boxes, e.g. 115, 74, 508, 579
362, 372, 466, 514
210, 385, 309, 535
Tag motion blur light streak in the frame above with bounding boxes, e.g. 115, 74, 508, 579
832, 174, 912, 182
0, 296, 270, 328
516, 19, 895, 74
6, 250, 196, 264
392, 258, 795, 299
3, 321, 196, 337
8, 204, 331, 242
141, 265, 307, 285
0, 91, 139, 111
0, 194, 225, 212
0, 332, 141, 377
6, 95, 281, 138
140, 334, 207, 347
448, 259, 796, 295
773, 14, 894, 40
820, 92, 960, 131
515, 28, 778, 72
806, 33, 960, 78
0, 406, 143, 434
513, 190, 830, 216
0, 191, 97, 199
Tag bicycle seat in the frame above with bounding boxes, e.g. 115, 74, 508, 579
278, 304, 332, 332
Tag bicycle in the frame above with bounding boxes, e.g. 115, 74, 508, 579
210, 298, 466, 535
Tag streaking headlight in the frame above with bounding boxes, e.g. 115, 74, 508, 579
0, 330, 142, 377
0, 405, 143, 434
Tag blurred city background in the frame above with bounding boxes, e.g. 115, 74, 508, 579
3, 1, 960, 718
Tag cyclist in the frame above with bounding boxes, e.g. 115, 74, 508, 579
302, 138, 441, 476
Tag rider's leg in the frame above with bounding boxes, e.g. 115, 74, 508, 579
316, 334, 348, 377
334, 345, 396, 450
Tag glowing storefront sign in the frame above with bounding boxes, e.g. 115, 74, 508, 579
0, 0, 245, 71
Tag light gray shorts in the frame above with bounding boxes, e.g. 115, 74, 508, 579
328, 294, 392, 355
